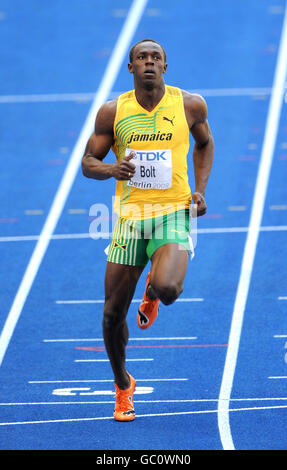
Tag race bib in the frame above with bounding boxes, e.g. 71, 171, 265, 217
126, 148, 172, 190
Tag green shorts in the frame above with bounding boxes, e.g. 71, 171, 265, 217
107, 209, 191, 267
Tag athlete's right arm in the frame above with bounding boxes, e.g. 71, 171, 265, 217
81, 100, 135, 181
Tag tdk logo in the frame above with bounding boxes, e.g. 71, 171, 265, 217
134, 151, 167, 161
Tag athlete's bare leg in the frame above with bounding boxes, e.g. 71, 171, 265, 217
149, 243, 189, 304
103, 262, 144, 389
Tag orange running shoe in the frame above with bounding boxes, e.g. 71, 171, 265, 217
137, 272, 160, 329
113, 372, 136, 422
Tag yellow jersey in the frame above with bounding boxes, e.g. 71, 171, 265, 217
112, 85, 191, 219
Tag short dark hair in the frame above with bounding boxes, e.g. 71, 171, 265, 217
129, 38, 166, 63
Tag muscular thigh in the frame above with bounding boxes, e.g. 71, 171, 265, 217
104, 262, 144, 313
150, 243, 189, 289
149, 210, 190, 288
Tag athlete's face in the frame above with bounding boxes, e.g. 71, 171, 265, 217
128, 42, 167, 88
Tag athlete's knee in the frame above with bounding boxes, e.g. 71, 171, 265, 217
152, 279, 183, 305
103, 302, 126, 329
102, 311, 117, 331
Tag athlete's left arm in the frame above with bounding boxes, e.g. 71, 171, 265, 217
183, 91, 214, 217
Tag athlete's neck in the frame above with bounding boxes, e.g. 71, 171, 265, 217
134, 82, 165, 112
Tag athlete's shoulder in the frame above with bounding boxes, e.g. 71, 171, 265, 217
95, 98, 118, 135
181, 89, 207, 108
180, 89, 208, 126
98, 97, 118, 116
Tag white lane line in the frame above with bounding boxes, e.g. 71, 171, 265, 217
75, 359, 154, 363
67, 208, 87, 214
2, 225, 287, 243
43, 336, 198, 342
0, 92, 97, 103
55, 298, 203, 304
193, 87, 273, 97
269, 204, 287, 210
28, 378, 188, 384
0, 87, 279, 104
268, 376, 287, 379
24, 210, 44, 215
217, 3, 287, 451
1, 396, 287, 406
0, 0, 148, 368
50, 386, 154, 396
228, 206, 247, 211
168, 297, 203, 302
0, 233, 92, 242
278, 297, 287, 300
0, 397, 287, 406
1, 404, 287, 426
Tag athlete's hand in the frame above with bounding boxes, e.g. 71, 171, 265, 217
192, 192, 207, 217
112, 152, 136, 180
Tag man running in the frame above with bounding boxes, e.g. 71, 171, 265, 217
82, 39, 214, 421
